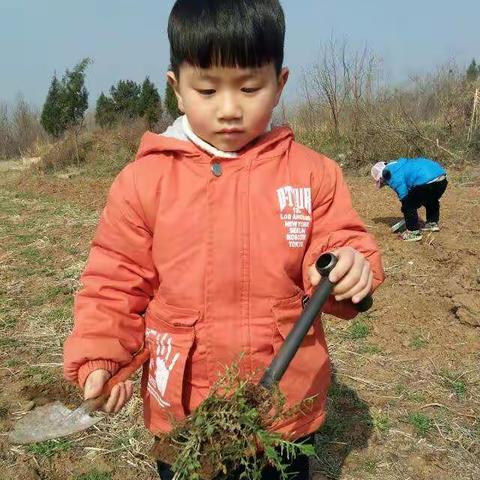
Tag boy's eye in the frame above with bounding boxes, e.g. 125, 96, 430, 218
241, 87, 261, 93
197, 89, 216, 96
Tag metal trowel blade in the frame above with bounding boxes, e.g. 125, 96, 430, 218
8, 401, 101, 445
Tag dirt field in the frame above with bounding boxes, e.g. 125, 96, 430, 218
0, 161, 479, 480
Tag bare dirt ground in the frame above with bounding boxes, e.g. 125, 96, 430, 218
0, 161, 479, 480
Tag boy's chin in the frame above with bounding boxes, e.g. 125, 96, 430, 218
211, 133, 264, 153
210, 138, 249, 153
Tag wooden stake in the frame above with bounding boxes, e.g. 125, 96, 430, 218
467, 88, 479, 143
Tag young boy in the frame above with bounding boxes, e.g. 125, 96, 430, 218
64, 1, 384, 478
371, 158, 448, 242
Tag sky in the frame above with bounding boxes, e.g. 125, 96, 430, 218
1, 0, 479, 109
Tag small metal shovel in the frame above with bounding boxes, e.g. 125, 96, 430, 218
8, 348, 150, 445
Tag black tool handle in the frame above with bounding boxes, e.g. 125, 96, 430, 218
259, 253, 373, 389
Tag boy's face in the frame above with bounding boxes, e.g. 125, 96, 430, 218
167, 63, 289, 152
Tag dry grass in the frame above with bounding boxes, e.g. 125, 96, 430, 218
36, 120, 146, 175
296, 56, 480, 167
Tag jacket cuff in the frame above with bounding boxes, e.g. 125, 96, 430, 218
77, 360, 120, 388
323, 297, 358, 320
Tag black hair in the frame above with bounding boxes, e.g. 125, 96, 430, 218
168, 0, 285, 76
382, 169, 391, 181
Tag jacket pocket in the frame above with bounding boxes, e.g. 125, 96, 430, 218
143, 298, 200, 420
272, 291, 314, 350
271, 291, 330, 408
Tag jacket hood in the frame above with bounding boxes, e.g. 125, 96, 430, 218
135, 117, 295, 162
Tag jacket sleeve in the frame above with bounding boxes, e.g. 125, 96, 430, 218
302, 156, 384, 319
394, 172, 413, 201
386, 163, 408, 200
63, 163, 158, 387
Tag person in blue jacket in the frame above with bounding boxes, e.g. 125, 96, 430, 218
371, 158, 448, 241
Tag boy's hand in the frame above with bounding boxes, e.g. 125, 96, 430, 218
84, 369, 134, 414
308, 247, 373, 304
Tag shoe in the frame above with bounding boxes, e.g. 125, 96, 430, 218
421, 222, 440, 232
399, 230, 422, 242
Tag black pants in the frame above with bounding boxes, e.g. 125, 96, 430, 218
157, 435, 312, 480
401, 179, 448, 231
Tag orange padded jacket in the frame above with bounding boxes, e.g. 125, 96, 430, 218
63, 126, 384, 438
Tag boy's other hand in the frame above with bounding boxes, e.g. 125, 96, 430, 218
308, 247, 373, 304
84, 368, 134, 414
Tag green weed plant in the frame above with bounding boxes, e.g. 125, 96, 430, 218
152, 361, 315, 480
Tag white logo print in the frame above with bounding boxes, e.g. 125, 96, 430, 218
145, 329, 180, 408
276, 186, 312, 248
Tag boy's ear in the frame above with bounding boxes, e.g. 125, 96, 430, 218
166, 71, 185, 113
274, 67, 289, 107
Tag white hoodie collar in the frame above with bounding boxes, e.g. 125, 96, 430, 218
161, 115, 238, 158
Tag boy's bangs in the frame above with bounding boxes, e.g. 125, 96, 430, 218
173, 27, 282, 72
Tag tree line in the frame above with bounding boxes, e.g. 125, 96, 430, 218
1, 54, 479, 161
40, 58, 181, 139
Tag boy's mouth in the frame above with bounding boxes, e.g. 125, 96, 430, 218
217, 128, 244, 135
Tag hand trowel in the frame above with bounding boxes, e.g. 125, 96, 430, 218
8, 348, 150, 445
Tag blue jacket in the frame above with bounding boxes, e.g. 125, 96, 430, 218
384, 158, 446, 200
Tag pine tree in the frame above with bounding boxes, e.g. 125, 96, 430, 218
95, 92, 116, 128
95, 78, 163, 129
110, 80, 142, 120
41, 73, 64, 137
466, 59, 479, 82
138, 77, 162, 129
41, 58, 91, 138
61, 58, 92, 130
165, 81, 181, 119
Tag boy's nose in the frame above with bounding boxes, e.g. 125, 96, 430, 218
217, 93, 242, 121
